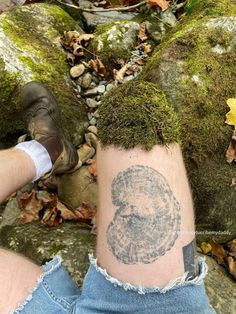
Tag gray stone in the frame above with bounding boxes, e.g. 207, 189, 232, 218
0, 222, 95, 286
204, 255, 236, 313
58, 165, 98, 209
106, 83, 114, 92
84, 87, 98, 96
81, 72, 92, 89
86, 98, 99, 108
0, 3, 87, 145
89, 117, 97, 126
70, 64, 85, 78
97, 84, 106, 94
85, 132, 98, 149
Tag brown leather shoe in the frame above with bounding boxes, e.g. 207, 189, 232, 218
20, 81, 78, 179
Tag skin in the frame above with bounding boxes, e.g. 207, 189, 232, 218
96, 142, 197, 287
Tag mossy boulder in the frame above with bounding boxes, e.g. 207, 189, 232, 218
0, 222, 95, 286
141, 0, 236, 241
98, 80, 180, 150
89, 20, 139, 70
0, 3, 88, 146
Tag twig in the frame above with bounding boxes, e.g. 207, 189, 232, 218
56, 0, 146, 12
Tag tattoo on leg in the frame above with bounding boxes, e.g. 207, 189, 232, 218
106, 165, 181, 265
182, 238, 198, 279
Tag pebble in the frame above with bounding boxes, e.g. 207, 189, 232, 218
84, 87, 98, 96
89, 117, 97, 126
81, 73, 92, 89
87, 125, 98, 135
76, 85, 81, 93
93, 109, 100, 118
86, 98, 99, 108
85, 132, 98, 149
87, 112, 93, 120
106, 83, 114, 92
123, 75, 134, 83
97, 85, 106, 94
70, 64, 85, 78
99, 80, 107, 85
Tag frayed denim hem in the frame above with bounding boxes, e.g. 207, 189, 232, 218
89, 254, 208, 295
11, 256, 63, 314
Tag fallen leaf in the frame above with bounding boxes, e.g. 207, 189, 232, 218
78, 34, 94, 46
42, 207, 62, 227
200, 242, 212, 254
138, 24, 148, 42
135, 58, 146, 65
113, 64, 129, 83
227, 240, 236, 253
225, 98, 236, 129
147, 0, 169, 11
209, 240, 228, 265
226, 130, 236, 163
88, 58, 107, 77
74, 203, 96, 221
228, 256, 236, 279
18, 190, 43, 223
57, 201, 78, 220
60, 31, 81, 52
88, 161, 97, 177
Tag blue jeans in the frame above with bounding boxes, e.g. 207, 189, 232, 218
12, 255, 216, 314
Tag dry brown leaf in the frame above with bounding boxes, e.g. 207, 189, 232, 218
18, 190, 43, 223
228, 256, 236, 279
60, 31, 81, 51
209, 240, 228, 264
88, 161, 97, 177
74, 203, 96, 221
147, 0, 169, 10
138, 24, 148, 42
57, 201, 78, 220
113, 64, 129, 83
135, 58, 146, 65
226, 131, 236, 163
42, 207, 62, 227
88, 58, 106, 77
78, 34, 94, 46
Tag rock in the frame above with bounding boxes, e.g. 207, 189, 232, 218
85, 132, 98, 149
86, 98, 99, 108
87, 125, 98, 135
0, 198, 20, 230
106, 83, 114, 92
84, 86, 98, 96
70, 64, 85, 78
204, 255, 236, 313
97, 84, 106, 94
90, 20, 140, 69
0, 222, 95, 286
0, 3, 87, 146
78, 144, 96, 164
79, 0, 137, 30
89, 117, 97, 126
141, 0, 236, 241
81, 72, 92, 89
58, 165, 98, 209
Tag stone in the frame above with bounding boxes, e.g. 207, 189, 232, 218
89, 117, 97, 126
84, 86, 98, 96
86, 98, 99, 108
204, 255, 236, 313
97, 84, 105, 94
89, 20, 140, 69
141, 0, 236, 241
70, 64, 85, 78
106, 83, 114, 92
58, 165, 98, 209
0, 222, 95, 286
87, 125, 98, 135
0, 3, 87, 146
77, 143, 95, 164
85, 132, 98, 149
81, 72, 92, 89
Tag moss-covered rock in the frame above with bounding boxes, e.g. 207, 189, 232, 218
0, 222, 95, 286
89, 20, 139, 70
0, 3, 88, 146
141, 0, 236, 241
98, 80, 180, 150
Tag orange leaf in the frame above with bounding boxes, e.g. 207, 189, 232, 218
18, 190, 43, 223
228, 256, 236, 279
89, 162, 97, 177
74, 203, 96, 221
209, 240, 227, 265
147, 0, 169, 10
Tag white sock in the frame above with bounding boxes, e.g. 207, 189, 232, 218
15, 140, 52, 182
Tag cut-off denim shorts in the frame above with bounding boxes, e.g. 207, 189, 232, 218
12, 255, 216, 314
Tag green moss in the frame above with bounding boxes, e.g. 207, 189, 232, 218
185, 0, 235, 16
98, 81, 180, 150
1, 4, 87, 143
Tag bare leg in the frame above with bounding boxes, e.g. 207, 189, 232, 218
0, 249, 42, 314
0, 148, 36, 203
96, 143, 197, 287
